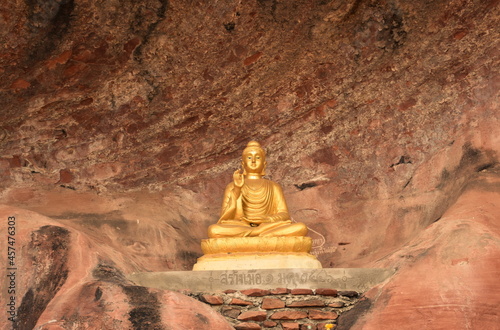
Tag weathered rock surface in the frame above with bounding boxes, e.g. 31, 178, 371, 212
350, 168, 500, 329
0, 206, 232, 329
0, 0, 498, 268
0, 0, 498, 328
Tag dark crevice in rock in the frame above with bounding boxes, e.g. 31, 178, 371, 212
176, 250, 201, 269
195, 312, 210, 324
122, 285, 163, 330
132, 0, 169, 62
130, 0, 169, 102
429, 146, 499, 234
128, 306, 164, 330
92, 261, 129, 284
25, 0, 73, 33
257, 0, 278, 21
382, 5, 407, 50
224, 22, 236, 32
437, 144, 494, 191
94, 287, 103, 301
460, 144, 482, 168
390, 155, 412, 167
294, 182, 318, 190
139, 70, 162, 102
336, 297, 371, 330
437, 168, 450, 189
14, 226, 70, 330
59, 184, 76, 190
54, 128, 68, 139
14, 289, 35, 330
344, 0, 363, 20
52, 211, 127, 228
402, 177, 412, 189
476, 162, 496, 172
25, 0, 75, 63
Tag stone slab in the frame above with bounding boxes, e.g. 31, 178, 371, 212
127, 268, 395, 292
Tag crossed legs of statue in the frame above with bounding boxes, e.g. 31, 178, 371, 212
208, 221, 308, 238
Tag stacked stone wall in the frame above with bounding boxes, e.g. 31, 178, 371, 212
187, 287, 361, 330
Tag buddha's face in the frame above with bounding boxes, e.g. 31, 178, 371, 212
242, 148, 266, 175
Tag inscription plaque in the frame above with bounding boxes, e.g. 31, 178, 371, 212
128, 268, 395, 292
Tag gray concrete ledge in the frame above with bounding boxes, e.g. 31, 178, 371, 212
127, 268, 395, 292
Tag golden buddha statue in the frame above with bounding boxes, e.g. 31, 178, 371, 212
193, 141, 321, 270
208, 141, 308, 238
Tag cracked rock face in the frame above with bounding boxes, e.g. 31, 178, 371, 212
0, 206, 233, 330
0, 0, 499, 328
357, 169, 500, 330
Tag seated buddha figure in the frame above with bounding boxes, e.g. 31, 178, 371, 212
208, 141, 308, 238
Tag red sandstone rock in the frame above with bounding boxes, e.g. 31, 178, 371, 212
200, 294, 224, 305
309, 310, 338, 320
338, 291, 358, 298
235, 322, 262, 330
328, 302, 344, 308
237, 311, 268, 321
270, 288, 290, 295
0, 0, 498, 328
291, 289, 314, 295
46, 50, 72, 70
262, 297, 286, 309
287, 299, 325, 307
9, 78, 30, 89
270, 310, 308, 320
263, 320, 278, 327
0, 0, 497, 279
243, 52, 263, 66
241, 288, 271, 297
0, 206, 232, 330
230, 298, 254, 306
159, 290, 233, 329
8, 155, 22, 168
351, 177, 500, 329
281, 322, 300, 330
58, 169, 73, 183
221, 306, 242, 319
315, 288, 338, 296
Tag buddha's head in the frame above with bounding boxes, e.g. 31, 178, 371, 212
242, 141, 267, 176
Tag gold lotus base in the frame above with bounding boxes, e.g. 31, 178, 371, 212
201, 236, 313, 254
193, 237, 322, 271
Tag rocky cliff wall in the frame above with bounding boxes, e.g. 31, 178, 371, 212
1, 0, 497, 269
0, 0, 498, 328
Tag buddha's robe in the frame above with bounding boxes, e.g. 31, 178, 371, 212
208, 179, 307, 238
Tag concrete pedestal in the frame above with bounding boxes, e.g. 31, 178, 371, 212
128, 268, 395, 292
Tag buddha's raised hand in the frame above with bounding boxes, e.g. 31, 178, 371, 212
233, 169, 244, 187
